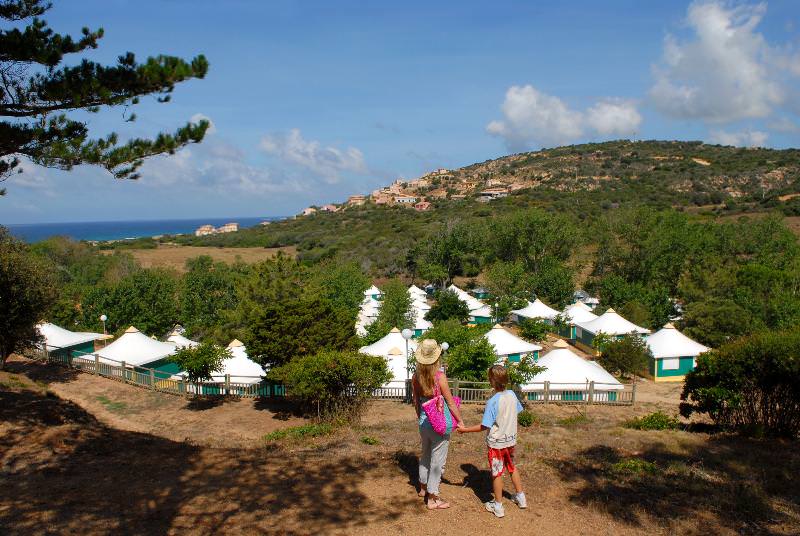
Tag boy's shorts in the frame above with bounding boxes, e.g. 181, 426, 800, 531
487, 446, 516, 477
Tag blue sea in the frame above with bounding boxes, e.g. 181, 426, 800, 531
5, 216, 285, 243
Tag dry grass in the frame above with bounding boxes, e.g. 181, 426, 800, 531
1, 357, 798, 535
101, 244, 296, 272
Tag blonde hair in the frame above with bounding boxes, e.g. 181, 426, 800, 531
417, 359, 440, 397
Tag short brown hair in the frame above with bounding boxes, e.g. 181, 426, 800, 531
488, 365, 508, 390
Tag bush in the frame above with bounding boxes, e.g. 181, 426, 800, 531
360, 435, 379, 445
269, 350, 392, 421
518, 318, 550, 342
680, 328, 800, 438
264, 423, 333, 442
598, 335, 652, 379
518, 410, 537, 427
425, 289, 470, 323
611, 458, 658, 476
624, 411, 681, 431
445, 338, 498, 382
170, 342, 231, 383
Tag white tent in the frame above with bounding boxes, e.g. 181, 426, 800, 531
523, 340, 623, 391
95, 326, 177, 366
359, 327, 418, 383
447, 284, 487, 313
511, 299, 560, 322
483, 324, 541, 360
360, 296, 382, 317
447, 284, 472, 300
576, 308, 650, 337
408, 285, 427, 299
469, 304, 493, 322
364, 285, 382, 298
167, 333, 200, 349
216, 339, 267, 384
37, 322, 106, 351
412, 307, 432, 335
412, 298, 431, 311
646, 323, 709, 359
563, 303, 598, 324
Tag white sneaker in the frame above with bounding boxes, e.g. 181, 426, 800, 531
485, 500, 505, 518
512, 492, 528, 509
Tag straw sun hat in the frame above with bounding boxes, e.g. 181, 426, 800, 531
415, 339, 443, 365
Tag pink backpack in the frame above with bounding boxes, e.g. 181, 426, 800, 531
422, 371, 461, 435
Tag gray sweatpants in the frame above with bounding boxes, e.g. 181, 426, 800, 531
419, 424, 450, 496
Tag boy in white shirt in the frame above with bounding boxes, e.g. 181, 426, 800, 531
458, 365, 527, 518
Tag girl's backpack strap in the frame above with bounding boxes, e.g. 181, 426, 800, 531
433, 370, 442, 397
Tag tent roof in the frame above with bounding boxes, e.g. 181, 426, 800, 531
408, 285, 427, 297
563, 303, 598, 324
523, 340, 623, 390
219, 342, 266, 383
167, 334, 199, 349
359, 327, 418, 382
413, 307, 432, 331
37, 322, 106, 350
412, 298, 431, 311
470, 304, 493, 318
484, 324, 541, 356
576, 308, 650, 336
511, 299, 559, 320
95, 326, 177, 366
364, 285, 382, 296
646, 323, 709, 358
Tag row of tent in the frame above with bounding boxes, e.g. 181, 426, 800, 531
358, 325, 623, 393
356, 284, 433, 337
37, 323, 267, 385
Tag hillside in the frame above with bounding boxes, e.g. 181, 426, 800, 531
162, 141, 800, 273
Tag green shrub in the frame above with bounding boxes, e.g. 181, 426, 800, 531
611, 458, 658, 476
557, 413, 592, 427
624, 411, 681, 431
518, 318, 550, 342
170, 342, 231, 383
264, 423, 333, 442
681, 328, 800, 438
518, 410, 538, 427
269, 350, 391, 421
360, 435, 379, 445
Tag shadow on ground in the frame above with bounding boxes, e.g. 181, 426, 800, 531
550, 439, 800, 535
0, 386, 406, 535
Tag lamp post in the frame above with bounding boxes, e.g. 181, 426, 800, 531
401, 328, 413, 380
99, 314, 108, 348
440, 342, 449, 373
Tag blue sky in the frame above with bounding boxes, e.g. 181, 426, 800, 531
3, 0, 800, 223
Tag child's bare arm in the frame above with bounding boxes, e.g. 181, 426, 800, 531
457, 424, 488, 433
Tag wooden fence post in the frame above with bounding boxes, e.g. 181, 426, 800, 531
180, 378, 187, 398
150, 369, 156, 390
453, 380, 460, 401
405, 379, 412, 404
225, 374, 231, 395
120, 361, 126, 383
588, 381, 594, 404
94, 354, 99, 375
544, 381, 550, 404
631, 382, 637, 405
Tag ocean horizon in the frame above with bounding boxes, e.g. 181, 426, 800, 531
4, 216, 286, 243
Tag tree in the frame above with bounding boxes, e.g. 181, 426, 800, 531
422, 318, 473, 349
484, 261, 528, 320
244, 295, 357, 369
598, 335, 652, 381
425, 289, 469, 323
487, 209, 578, 272
376, 278, 413, 330
528, 257, 575, 308
179, 256, 237, 339
518, 318, 549, 342
680, 328, 800, 438
309, 260, 369, 318
269, 350, 391, 420
681, 298, 754, 348
0, 227, 57, 367
445, 337, 497, 382
0, 0, 209, 195
170, 342, 231, 383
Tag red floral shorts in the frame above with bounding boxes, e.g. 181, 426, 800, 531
487, 446, 516, 477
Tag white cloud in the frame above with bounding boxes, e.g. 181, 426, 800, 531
708, 129, 768, 147
486, 85, 583, 149
260, 129, 367, 183
486, 86, 642, 150
585, 100, 642, 136
649, 1, 784, 123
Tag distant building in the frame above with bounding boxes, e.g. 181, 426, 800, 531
347, 195, 367, 206
428, 189, 448, 199
478, 188, 509, 202
373, 194, 391, 205
301, 207, 317, 216
414, 201, 432, 211
217, 222, 239, 233
451, 194, 466, 200
194, 225, 216, 237
320, 204, 339, 212
395, 195, 417, 205
259, 220, 271, 226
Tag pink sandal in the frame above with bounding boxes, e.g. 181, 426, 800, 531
427, 498, 451, 510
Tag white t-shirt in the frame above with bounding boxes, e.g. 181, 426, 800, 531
481, 390, 523, 449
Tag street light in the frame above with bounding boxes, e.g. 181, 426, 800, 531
99, 314, 108, 347
401, 328, 413, 380
440, 342, 449, 373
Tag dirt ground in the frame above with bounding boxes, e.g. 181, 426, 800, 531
1, 357, 798, 535
102, 244, 296, 272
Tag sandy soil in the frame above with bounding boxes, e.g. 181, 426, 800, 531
1, 357, 798, 536
102, 244, 296, 272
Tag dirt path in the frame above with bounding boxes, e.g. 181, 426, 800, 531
1, 358, 797, 535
